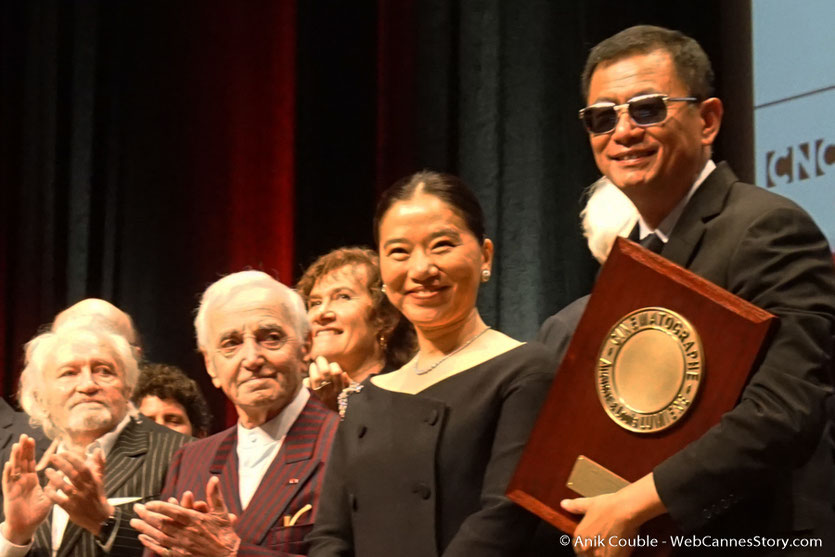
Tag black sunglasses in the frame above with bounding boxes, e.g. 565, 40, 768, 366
579, 94, 698, 135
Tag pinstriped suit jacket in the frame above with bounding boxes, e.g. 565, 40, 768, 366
150, 394, 338, 557
25, 417, 189, 557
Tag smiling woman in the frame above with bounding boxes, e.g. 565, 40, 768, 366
308, 172, 558, 557
296, 247, 415, 415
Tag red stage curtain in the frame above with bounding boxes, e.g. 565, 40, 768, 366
184, 2, 299, 426
0, 2, 299, 430
375, 0, 417, 193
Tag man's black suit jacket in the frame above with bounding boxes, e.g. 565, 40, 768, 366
0, 398, 48, 520
22, 416, 189, 557
539, 162, 835, 549
0, 398, 47, 470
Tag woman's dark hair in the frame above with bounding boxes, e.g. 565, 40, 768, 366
132, 362, 212, 437
296, 246, 417, 369
373, 171, 487, 244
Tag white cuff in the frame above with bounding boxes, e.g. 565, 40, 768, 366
94, 507, 122, 554
0, 522, 34, 557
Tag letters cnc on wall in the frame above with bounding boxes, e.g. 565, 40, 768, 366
766, 138, 835, 188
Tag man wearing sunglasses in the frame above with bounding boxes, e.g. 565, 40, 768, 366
555, 25, 835, 556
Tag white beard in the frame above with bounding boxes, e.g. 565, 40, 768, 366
66, 405, 117, 434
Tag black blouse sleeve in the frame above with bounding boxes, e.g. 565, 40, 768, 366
442, 346, 555, 556
306, 422, 354, 557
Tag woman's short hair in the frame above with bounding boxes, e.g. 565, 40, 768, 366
297, 246, 416, 369
132, 362, 212, 437
373, 170, 487, 244
19, 325, 139, 439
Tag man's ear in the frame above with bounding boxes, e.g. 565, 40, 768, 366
300, 330, 313, 361
700, 97, 723, 146
203, 350, 221, 389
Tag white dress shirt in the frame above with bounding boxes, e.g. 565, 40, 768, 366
637, 159, 716, 243
236, 387, 309, 510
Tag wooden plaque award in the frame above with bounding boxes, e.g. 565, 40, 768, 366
507, 238, 776, 539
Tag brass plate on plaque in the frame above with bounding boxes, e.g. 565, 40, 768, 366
596, 307, 703, 434
566, 455, 630, 497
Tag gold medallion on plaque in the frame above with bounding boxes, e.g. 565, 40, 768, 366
596, 307, 703, 433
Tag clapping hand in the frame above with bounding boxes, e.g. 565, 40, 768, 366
2, 434, 53, 545
131, 476, 241, 557
44, 449, 115, 536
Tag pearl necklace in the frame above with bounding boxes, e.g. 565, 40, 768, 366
413, 327, 492, 375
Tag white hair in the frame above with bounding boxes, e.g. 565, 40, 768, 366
52, 298, 141, 360
581, 176, 639, 264
53, 298, 138, 343
19, 325, 139, 440
194, 270, 310, 352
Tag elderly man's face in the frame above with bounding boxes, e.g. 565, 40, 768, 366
587, 49, 717, 208
44, 331, 130, 439
204, 287, 307, 424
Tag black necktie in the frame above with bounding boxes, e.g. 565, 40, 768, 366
640, 232, 665, 254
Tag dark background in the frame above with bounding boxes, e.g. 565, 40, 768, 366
0, 0, 751, 432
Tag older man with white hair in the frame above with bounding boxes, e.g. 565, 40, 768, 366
131, 271, 338, 556
0, 325, 188, 557
2, 298, 141, 522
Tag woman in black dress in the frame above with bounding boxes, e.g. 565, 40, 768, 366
308, 171, 556, 557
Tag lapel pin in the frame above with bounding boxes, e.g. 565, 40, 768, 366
288, 478, 299, 484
